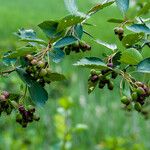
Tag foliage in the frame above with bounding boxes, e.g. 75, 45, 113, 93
0, 0, 149, 140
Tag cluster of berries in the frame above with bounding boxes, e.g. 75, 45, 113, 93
64, 41, 91, 55
0, 91, 13, 115
16, 105, 40, 128
25, 54, 51, 87
88, 68, 118, 93
114, 27, 124, 41
121, 81, 150, 115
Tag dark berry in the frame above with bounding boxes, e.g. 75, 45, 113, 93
2, 91, 10, 99
111, 71, 118, 79
91, 75, 99, 83
107, 63, 113, 68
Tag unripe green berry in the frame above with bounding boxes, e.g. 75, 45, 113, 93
126, 104, 132, 111
0, 95, 6, 101
16, 114, 22, 123
2, 91, 10, 99
121, 96, 130, 105
46, 68, 51, 75
31, 59, 38, 65
107, 81, 114, 90
90, 69, 96, 75
39, 69, 47, 77
131, 92, 138, 101
38, 61, 45, 68
27, 105, 35, 113
135, 81, 144, 87
26, 54, 33, 61
33, 114, 40, 121
134, 102, 142, 112
136, 87, 146, 95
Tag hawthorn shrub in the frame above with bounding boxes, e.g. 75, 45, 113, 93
0, 0, 150, 128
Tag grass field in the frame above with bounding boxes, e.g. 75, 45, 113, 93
0, 0, 150, 149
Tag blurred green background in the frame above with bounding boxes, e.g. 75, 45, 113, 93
0, 0, 150, 150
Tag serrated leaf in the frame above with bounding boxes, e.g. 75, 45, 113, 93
49, 48, 65, 63
122, 33, 144, 47
115, 0, 129, 15
88, 1, 114, 16
95, 39, 117, 51
16, 68, 48, 106
53, 36, 77, 48
74, 24, 83, 39
120, 48, 143, 65
57, 15, 85, 32
127, 24, 150, 34
15, 29, 46, 45
137, 58, 150, 73
46, 72, 66, 81
4, 47, 37, 59
137, 2, 150, 16
73, 57, 108, 69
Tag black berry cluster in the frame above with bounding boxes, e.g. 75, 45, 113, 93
25, 54, 51, 87
16, 105, 40, 128
88, 68, 118, 93
114, 27, 124, 41
64, 41, 91, 55
0, 91, 13, 115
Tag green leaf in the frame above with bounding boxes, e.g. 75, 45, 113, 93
74, 24, 83, 39
95, 39, 117, 51
120, 48, 143, 65
107, 18, 124, 23
127, 24, 150, 34
15, 29, 46, 45
137, 58, 150, 73
16, 68, 48, 106
49, 48, 65, 63
28, 82, 48, 106
122, 33, 144, 47
137, 2, 150, 16
38, 20, 62, 40
57, 15, 85, 32
53, 36, 77, 48
88, 1, 114, 16
73, 57, 108, 69
46, 72, 66, 81
88, 80, 98, 94
115, 0, 129, 15
112, 51, 122, 67
4, 47, 37, 59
